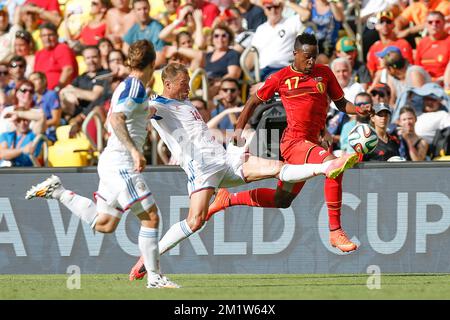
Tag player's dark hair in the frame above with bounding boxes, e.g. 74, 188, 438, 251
294, 33, 318, 50
126, 40, 156, 70
161, 62, 189, 83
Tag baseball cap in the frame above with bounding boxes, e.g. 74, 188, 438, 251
336, 36, 357, 53
370, 83, 391, 97
375, 45, 401, 58
262, 0, 277, 5
377, 10, 394, 22
373, 103, 392, 115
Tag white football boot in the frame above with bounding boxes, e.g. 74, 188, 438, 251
25, 175, 62, 200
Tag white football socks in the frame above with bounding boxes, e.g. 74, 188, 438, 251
56, 187, 98, 228
138, 227, 160, 274
279, 163, 330, 183
159, 219, 193, 255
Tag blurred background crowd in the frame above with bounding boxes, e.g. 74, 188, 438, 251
0, 0, 448, 167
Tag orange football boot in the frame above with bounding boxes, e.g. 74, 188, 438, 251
330, 228, 358, 252
205, 188, 231, 221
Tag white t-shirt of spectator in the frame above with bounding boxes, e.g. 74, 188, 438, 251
0, 24, 22, 63
235, 31, 254, 51
251, 15, 303, 69
330, 81, 365, 112
415, 110, 450, 145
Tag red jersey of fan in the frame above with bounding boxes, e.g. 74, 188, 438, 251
256, 64, 344, 144
415, 35, 450, 79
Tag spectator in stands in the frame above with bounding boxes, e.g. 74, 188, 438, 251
14, 30, 34, 78
210, 77, 242, 131
21, 0, 62, 27
382, 48, 431, 106
394, 0, 449, 45
396, 105, 428, 161
301, 0, 344, 64
0, 8, 22, 64
163, 31, 204, 71
107, 49, 129, 92
0, 79, 45, 136
123, 0, 167, 68
415, 90, 450, 145
369, 83, 391, 105
363, 102, 401, 161
5, 56, 27, 101
249, 0, 304, 81
179, 0, 220, 28
335, 36, 371, 90
232, 0, 266, 31
159, 6, 205, 50
29, 71, 60, 143
218, 7, 254, 54
0, 62, 9, 107
0, 108, 43, 167
105, 0, 136, 50
59, 46, 109, 137
64, 0, 111, 47
205, 23, 241, 80
20, 4, 42, 50
415, 11, 449, 85
98, 37, 114, 70
328, 57, 365, 148
190, 96, 211, 122
34, 22, 78, 91
155, 0, 181, 26
366, 10, 413, 78
339, 92, 372, 154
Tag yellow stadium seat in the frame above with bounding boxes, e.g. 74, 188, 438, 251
48, 125, 96, 167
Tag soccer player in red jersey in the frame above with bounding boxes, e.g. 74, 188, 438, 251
207, 33, 372, 253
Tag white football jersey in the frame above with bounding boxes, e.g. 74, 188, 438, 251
149, 96, 227, 176
104, 77, 149, 157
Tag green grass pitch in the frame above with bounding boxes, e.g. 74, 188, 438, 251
2, 274, 450, 300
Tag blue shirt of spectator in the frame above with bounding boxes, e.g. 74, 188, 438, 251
123, 19, 168, 51
33, 89, 60, 142
205, 49, 240, 79
210, 104, 235, 130
0, 130, 42, 166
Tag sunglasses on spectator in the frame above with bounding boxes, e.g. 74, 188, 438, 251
221, 88, 237, 93
354, 102, 371, 106
427, 20, 442, 25
16, 31, 32, 41
265, 5, 281, 10
371, 91, 385, 97
214, 33, 228, 39
10, 62, 25, 68
19, 87, 34, 94
379, 19, 393, 25
91, 1, 100, 6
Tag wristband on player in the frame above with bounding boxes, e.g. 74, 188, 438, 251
355, 105, 366, 116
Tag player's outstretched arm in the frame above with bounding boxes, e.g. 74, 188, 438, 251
110, 112, 146, 172
334, 97, 373, 117
233, 94, 263, 144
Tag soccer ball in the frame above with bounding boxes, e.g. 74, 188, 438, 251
347, 123, 378, 154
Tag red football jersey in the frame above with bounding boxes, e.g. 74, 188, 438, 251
256, 64, 344, 143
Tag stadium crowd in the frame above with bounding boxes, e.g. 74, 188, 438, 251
0, 0, 448, 167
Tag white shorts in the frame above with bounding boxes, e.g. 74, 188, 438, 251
96, 153, 155, 218
187, 143, 247, 196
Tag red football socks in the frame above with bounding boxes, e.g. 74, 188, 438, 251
324, 174, 343, 231
229, 188, 278, 208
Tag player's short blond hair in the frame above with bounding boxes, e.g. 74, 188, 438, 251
161, 63, 189, 83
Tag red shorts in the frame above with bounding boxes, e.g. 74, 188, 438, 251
277, 139, 332, 194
